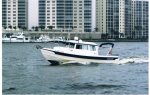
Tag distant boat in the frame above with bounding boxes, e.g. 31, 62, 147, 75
36, 35, 52, 43
36, 37, 119, 65
2, 32, 31, 42
50, 36, 66, 43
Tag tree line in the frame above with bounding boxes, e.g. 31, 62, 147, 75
94, 25, 146, 39
32, 25, 54, 31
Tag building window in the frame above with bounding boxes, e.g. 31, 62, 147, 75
79, 30, 82, 32
79, 7, 82, 9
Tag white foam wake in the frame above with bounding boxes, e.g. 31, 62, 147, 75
119, 57, 148, 64
63, 61, 90, 65
62, 57, 148, 65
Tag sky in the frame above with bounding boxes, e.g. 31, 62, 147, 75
28, 0, 95, 30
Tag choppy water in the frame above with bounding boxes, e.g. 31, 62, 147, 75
2, 42, 148, 94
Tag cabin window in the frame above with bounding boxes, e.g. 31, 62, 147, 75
65, 43, 75, 48
82, 45, 88, 50
17, 38, 23, 40
89, 45, 96, 51
76, 45, 82, 49
76, 44, 88, 50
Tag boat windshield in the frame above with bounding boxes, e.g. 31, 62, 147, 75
65, 43, 75, 48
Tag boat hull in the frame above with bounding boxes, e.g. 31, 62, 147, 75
2, 39, 30, 42
40, 48, 119, 65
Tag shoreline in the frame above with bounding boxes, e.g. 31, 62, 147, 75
2, 31, 148, 42
84, 39, 148, 42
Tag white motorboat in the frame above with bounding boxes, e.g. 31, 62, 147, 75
50, 36, 66, 43
36, 37, 119, 65
2, 32, 31, 42
36, 35, 52, 42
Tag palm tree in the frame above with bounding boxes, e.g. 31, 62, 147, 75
22, 26, 27, 31
13, 26, 16, 30
71, 26, 74, 31
134, 26, 142, 39
8, 25, 12, 29
35, 26, 39, 31
32, 26, 35, 31
48, 26, 53, 30
18, 26, 22, 30
132, 31, 135, 39
111, 29, 115, 38
4, 26, 7, 30
39, 25, 45, 31
119, 33, 124, 38
94, 27, 99, 32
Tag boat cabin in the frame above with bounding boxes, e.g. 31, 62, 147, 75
65, 42, 97, 51
54, 40, 99, 56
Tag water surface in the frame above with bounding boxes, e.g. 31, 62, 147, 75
2, 42, 148, 94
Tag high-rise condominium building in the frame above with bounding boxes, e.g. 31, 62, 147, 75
2, 0, 28, 29
130, 0, 149, 39
39, 0, 92, 32
96, 0, 148, 39
96, 0, 131, 38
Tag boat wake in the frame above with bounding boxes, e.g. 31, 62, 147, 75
119, 57, 148, 64
62, 61, 91, 66
59, 57, 148, 66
